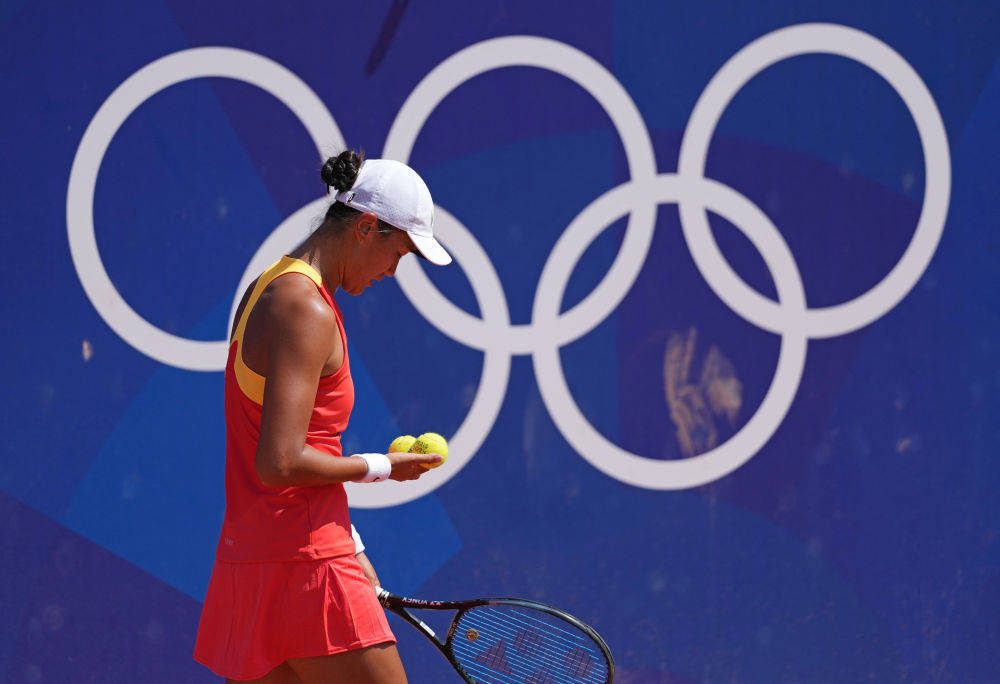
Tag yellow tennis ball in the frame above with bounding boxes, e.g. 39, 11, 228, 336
410, 432, 449, 469
388, 435, 417, 453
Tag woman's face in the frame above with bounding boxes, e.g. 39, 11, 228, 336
343, 220, 417, 295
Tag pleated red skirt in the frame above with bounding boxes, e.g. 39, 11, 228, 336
193, 554, 396, 681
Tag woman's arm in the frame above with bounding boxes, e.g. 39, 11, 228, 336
356, 551, 381, 591
253, 278, 440, 487
352, 526, 381, 590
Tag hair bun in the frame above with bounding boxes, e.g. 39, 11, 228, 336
321, 149, 365, 192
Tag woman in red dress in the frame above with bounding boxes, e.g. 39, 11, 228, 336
194, 150, 451, 683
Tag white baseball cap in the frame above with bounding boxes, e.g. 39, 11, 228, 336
331, 158, 452, 266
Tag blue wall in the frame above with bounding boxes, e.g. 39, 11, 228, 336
1, 1, 998, 681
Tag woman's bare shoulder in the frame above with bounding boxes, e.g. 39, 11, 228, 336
260, 273, 337, 336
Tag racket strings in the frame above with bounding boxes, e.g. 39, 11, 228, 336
451, 605, 609, 684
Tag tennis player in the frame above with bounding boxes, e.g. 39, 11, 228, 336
194, 150, 452, 683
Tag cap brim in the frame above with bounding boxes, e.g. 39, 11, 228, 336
409, 232, 452, 266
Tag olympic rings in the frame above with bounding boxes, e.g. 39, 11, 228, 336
677, 23, 950, 338
533, 175, 808, 490
67, 25, 950, 505
68, 47, 344, 371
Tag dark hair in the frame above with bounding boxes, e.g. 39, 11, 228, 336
320, 149, 395, 235
321, 148, 364, 194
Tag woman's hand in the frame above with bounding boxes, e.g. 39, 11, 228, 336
387, 451, 443, 481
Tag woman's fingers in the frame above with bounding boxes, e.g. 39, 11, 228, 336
411, 452, 444, 466
388, 452, 442, 468
386, 452, 444, 481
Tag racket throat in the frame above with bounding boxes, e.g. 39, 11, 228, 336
416, 619, 437, 639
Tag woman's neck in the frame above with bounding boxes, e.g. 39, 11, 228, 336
288, 231, 347, 292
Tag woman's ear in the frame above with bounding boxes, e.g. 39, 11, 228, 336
354, 212, 379, 241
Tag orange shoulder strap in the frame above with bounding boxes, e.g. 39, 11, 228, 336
231, 256, 324, 404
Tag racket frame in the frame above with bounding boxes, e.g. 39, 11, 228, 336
376, 587, 615, 683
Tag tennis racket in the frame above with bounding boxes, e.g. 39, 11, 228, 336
376, 586, 614, 683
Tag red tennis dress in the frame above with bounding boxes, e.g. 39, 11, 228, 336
194, 256, 395, 681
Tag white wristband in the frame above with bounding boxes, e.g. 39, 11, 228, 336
353, 453, 391, 483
